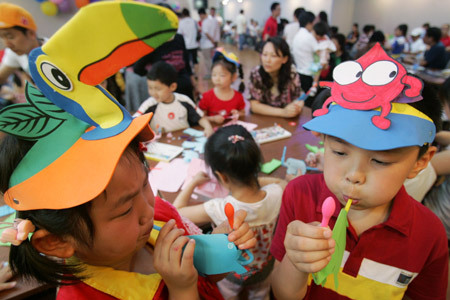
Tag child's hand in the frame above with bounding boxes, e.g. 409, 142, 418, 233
192, 172, 210, 186
283, 102, 302, 118
153, 219, 199, 297
212, 115, 225, 124
203, 126, 214, 137
230, 109, 240, 120
212, 209, 257, 250
305, 152, 324, 171
284, 220, 335, 274
0, 262, 16, 292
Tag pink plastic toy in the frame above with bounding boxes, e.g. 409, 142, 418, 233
320, 197, 336, 227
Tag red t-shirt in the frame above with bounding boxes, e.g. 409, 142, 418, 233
441, 36, 450, 48
262, 16, 278, 39
271, 174, 448, 300
199, 89, 245, 117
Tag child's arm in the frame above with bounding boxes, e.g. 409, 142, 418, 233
198, 117, 214, 137
205, 114, 225, 124
173, 172, 210, 209
271, 220, 334, 300
153, 219, 200, 300
435, 131, 450, 146
258, 176, 288, 190
231, 109, 245, 118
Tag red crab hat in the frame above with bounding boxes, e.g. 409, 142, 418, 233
304, 43, 435, 151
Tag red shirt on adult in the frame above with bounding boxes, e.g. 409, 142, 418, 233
441, 36, 450, 48
262, 16, 278, 40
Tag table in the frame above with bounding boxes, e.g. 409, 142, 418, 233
403, 63, 448, 86
149, 107, 320, 203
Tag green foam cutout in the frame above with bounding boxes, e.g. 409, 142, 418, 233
261, 159, 282, 174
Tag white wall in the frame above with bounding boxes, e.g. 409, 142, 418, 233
330, 0, 355, 36
352, 0, 450, 36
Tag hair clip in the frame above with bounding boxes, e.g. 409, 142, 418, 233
228, 135, 244, 144
138, 142, 148, 153
0, 219, 36, 246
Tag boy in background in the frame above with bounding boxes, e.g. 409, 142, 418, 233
134, 61, 213, 136
271, 45, 448, 299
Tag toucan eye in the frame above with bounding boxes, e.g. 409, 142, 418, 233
333, 61, 363, 85
40, 62, 73, 91
362, 60, 398, 86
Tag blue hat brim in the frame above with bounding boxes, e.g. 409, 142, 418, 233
304, 104, 435, 150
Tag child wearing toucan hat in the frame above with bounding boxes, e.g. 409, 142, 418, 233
0, 2, 256, 299
270, 43, 448, 300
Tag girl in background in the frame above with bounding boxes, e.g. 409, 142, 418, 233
173, 125, 287, 300
199, 49, 246, 124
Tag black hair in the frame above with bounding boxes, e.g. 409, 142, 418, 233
330, 26, 339, 36
11, 26, 29, 35
298, 11, 315, 28
313, 22, 328, 37
270, 2, 280, 12
259, 36, 294, 94
369, 30, 385, 44
311, 89, 331, 117
363, 25, 375, 34
294, 7, 305, 20
318, 11, 328, 24
423, 23, 430, 29
181, 8, 190, 17
204, 125, 262, 188
332, 33, 346, 52
146, 61, 177, 86
397, 24, 408, 36
353, 23, 359, 28
240, 9, 244, 14
438, 77, 450, 106
212, 58, 245, 93
0, 135, 145, 286
426, 27, 441, 43
409, 82, 443, 157
198, 8, 206, 15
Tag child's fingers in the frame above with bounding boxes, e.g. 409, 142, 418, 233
287, 220, 332, 239
180, 238, 196, 270
230, 209, 247, 230
288, 247, 334, 265
169, 235, 190, 266
0, 281, 16, 292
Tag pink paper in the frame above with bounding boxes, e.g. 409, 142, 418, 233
182, 158, 229, 199
224, 120, 258, 132
148, 158, 189, 195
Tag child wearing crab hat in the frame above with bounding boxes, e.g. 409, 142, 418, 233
198, 48, 246, 124
270, 43, 448, 300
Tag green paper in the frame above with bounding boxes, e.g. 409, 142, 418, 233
305, 144, 325, 154
0, 213, 16, 247
312, 206, 349, 290
261, 159, 281, 174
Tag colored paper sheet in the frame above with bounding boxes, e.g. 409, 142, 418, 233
148, 158, 189, 195
183, 128, 204, 137
261, 159, 282, 174
224, 120, 258, 132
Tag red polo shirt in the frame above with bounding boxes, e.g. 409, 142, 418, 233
262, 16, 278, 39
271, 174, 448, 300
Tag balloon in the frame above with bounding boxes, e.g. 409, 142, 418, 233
75, 0, 89, 8
41, 1, 58, 16
58, 0, 72, 13
50, 0, 63, 4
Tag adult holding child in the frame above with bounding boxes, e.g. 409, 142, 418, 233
249, 37, 303, 118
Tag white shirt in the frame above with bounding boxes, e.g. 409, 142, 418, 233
292, 27, 319, 76
410, 38, 427, 54
203, 183, 283, 227
209, 15, 221, 42
200, 17, 216, 49
177, 17, 199, 50
283, 22, 299, 50
236, 13, 247, 35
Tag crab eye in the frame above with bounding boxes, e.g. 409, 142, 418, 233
362, 60, 398, 86
332, 61, 363, 85
40, 62, 73, 91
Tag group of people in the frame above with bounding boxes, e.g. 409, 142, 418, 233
0, 2, 448, 300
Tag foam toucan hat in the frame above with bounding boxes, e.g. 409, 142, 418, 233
304, 43, 435, 150
0, 2, 178, 210
212, 47, 240, 67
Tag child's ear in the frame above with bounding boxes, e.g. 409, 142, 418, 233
169, 82, 178, 92
232, 72, 238, 82
31, 229, 75, 259
406, 146, 437, 179
215, 171, 229, 185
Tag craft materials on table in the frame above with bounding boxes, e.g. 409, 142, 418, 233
281, 146, 287, 166
148, 158, 189, 195
261, 158, 282, 174
313, 198, 352, 289
251, 124, 292, 144
182, 158, 229, 199
144, 142, 184, 162
305, 143, 324, 153
223, 120, 258, 132
183, 127, 204, 137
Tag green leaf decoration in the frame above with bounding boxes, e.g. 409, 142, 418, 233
25, 82, 67, 118
0, 104, 64, 140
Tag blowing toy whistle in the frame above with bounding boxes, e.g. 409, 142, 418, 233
153, 225, 253, 275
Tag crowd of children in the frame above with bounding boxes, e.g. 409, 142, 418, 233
0, 2, 449, 300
